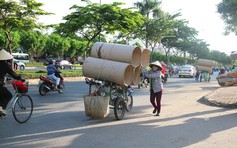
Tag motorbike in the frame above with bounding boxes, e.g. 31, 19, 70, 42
38, 71, 64, 96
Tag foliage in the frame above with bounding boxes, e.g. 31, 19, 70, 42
19, 30, 47, 58
134, 0, 162, 48
17, 69, 83, 79
57, 2, 144, 56
44, 33, 70, 58
217, 0, 237, 35
0, 0, 51, 52
151, 51, 195, 65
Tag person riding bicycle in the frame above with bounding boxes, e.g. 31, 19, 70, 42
46, 59, 60, 89
0, 49, 24, 116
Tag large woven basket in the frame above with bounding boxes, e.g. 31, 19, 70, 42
83, 95, 110, 118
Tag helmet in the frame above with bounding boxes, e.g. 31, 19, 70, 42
0, 49, 13, 61
48, 59, 54, 64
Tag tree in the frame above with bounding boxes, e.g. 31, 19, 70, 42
161, 18, 198, 64
0, 0, 50, 53
19, 30, 47, 59
217, 0, 237, 34
57, 2, 143, 57
67, 39, 86, 58
45, 34, 71, 59
209, 50, 232, 65
134, 0, 162, 48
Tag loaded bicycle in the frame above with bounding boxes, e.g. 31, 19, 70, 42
85, 78, 133, 120
0, 79, 33, 123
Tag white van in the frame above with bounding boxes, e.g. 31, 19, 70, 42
179, 65, 196, 78
12, 53, 29, 63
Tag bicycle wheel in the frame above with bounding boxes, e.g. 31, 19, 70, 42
125, 95, 133, 112
114, 97, 126, 120
12, 94, 33, 123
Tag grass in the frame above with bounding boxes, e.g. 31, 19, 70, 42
25, 62, 45, 68
17, 69, 83, 79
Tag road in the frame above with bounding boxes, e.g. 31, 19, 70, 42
1, 73, 237, 148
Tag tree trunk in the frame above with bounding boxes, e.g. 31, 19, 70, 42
5, 31, 14, 69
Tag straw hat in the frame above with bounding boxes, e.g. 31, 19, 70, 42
149, 61, 162, 69
0, 49, 13, 61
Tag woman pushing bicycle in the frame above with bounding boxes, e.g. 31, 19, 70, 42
0, 49, 25, 116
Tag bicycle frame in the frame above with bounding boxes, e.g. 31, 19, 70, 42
4, 90, 19, 113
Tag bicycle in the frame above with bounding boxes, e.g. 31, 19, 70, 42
85, 78, 133, 120
0, 79, 33, 123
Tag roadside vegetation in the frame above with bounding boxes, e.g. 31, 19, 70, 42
25, 62, 82, 68
17, 69, 83, 79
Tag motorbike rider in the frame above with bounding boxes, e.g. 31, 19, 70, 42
161, 62, 168, 83
161, 62, 167, 75
0, 49, 24, 116
46, 59, 60, 89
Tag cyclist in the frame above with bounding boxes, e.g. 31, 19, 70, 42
0, 49, 24, 116
46, 59, 60, 89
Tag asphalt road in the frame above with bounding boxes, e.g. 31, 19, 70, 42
1, 73, 237, 148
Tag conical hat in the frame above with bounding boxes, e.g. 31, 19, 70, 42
0, 49, 13, 61
149, 61, 162, 69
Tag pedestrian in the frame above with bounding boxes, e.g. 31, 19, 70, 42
195, 71, 200, 81
145, 61, 164, 116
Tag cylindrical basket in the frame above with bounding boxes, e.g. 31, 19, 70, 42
91, 42, 142, 67
197, 59, 215, 67
197, 65, 212, 73
82, 57, 134, 86
132, 65, 142, 85
141, 48, 150, 67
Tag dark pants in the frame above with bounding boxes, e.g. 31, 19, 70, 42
150, 90, 162, 113
0, 86, 12, 109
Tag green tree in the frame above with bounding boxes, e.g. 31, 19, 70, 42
57, 2, 143, 57
45, 34, 71, 58
145, 12, 181, 62
19, 30, 47, 59
209, 50, 232, 65
134, 0, 162, 48
0, 0, 50, 53
217, 0, 237, 34
67, 39, 86, 58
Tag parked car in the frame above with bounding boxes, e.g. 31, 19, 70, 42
55, 60, 73, 69
179, 65, 196, 78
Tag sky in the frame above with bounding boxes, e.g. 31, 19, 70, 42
36, 0, 237, 55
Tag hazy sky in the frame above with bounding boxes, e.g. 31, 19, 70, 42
37, 0, 236, 55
